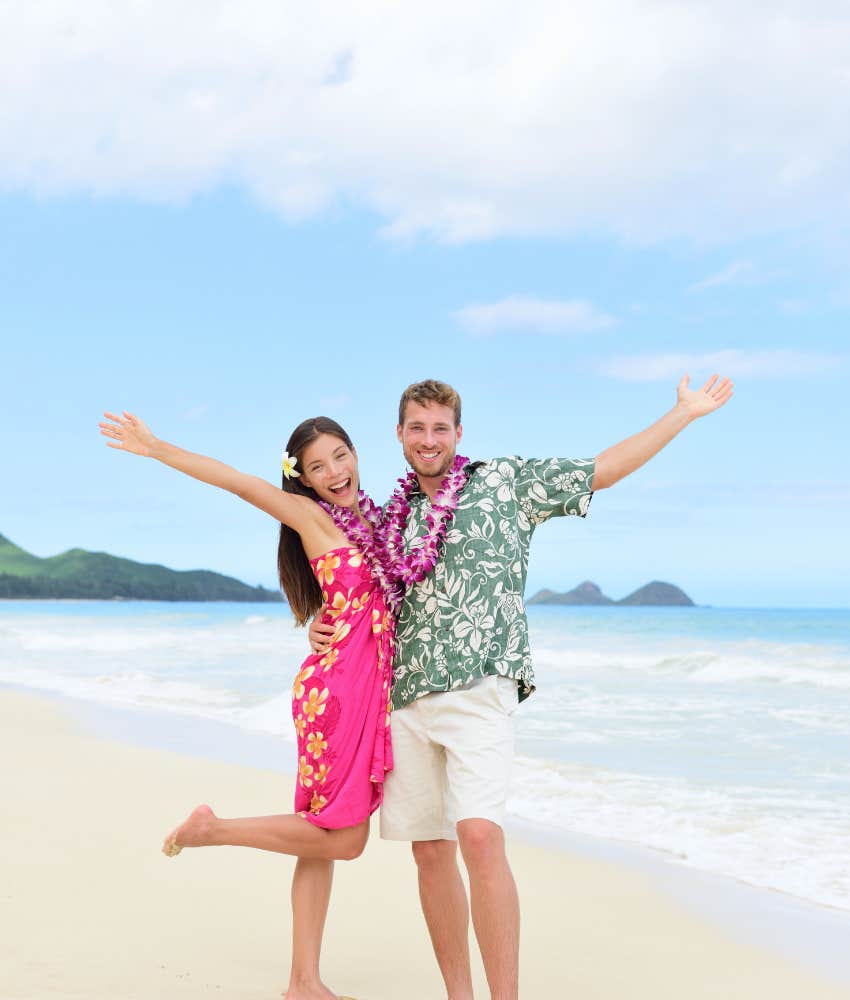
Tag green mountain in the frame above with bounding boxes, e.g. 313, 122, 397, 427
0, 533, 282, 602
528, 579, 694, 607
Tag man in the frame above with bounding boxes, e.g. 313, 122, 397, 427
312, 374, 732, 999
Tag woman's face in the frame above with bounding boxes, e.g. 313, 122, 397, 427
299, 433, 359, 509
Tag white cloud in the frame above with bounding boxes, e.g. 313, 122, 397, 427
2, 3, 850, 244
596, 349, 842, 381
322, 49, 355, 88
689, 261, 756, 292
454, 295, 615, 335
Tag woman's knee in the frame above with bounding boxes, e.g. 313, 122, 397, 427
335, 823, 369, 861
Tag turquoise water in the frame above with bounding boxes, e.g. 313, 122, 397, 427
1, 600, 848, 910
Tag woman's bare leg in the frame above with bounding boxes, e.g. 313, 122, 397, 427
284, 858, 336, 1000
163, 805, 369, 861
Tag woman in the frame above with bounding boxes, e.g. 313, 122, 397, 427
99, 409, 394, 1000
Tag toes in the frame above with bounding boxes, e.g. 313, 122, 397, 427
162, 829, 183, 857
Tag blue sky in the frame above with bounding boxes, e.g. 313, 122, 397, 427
1, 4, 848, 607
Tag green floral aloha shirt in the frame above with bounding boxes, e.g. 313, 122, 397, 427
392, 456, 595, 710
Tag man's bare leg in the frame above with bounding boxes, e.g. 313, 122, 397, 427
456, 819, 519, 1000
411, 839, 474, 1000
163, 804, 368, 861
284, 857, 337, 1000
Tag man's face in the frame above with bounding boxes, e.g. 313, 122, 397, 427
397, 401, 463, 483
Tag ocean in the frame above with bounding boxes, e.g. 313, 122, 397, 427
1, 599, 848, 913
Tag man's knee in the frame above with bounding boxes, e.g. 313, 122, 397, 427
456, 818, 505, 866
411, 837, 457, 872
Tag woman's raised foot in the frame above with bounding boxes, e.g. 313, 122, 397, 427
162, 803, 218, 856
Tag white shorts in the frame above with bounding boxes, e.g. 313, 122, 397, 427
380, 674, 518, 842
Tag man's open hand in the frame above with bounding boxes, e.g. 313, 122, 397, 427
676, 373, 734, 420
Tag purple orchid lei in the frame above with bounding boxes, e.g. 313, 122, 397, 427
381, 454, 470, 593
318, 491, 405, 612
318, 454, 470, 612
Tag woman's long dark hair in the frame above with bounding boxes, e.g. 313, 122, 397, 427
278, 416, 356, 626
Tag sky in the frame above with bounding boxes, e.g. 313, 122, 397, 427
1, 2, 848, 608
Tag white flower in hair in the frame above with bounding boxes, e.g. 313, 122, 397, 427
281, 451, 301, 479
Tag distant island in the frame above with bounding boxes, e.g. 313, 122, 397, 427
0, 530, 692, 608
0, 532, 282, 602
527, 580, 694, 607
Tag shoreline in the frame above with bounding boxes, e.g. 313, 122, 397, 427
2, 597, 849, 610
506, 816, 850, 987
2, 684, 849, 998
66, 691, 850, 945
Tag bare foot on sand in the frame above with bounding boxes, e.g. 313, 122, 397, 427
162, 804, 218, 856
282, 982, 341, 1000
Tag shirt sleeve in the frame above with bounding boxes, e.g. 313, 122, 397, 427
511, 456, 595, 524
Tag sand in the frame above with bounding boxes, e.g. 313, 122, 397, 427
1, 687, 848, 1000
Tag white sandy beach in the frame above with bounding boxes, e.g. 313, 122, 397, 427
1, 687, 848, 1000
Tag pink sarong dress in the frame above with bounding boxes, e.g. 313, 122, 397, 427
292, 546, 394, 829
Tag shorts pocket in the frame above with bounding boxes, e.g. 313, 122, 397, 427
495, 675, 519, 715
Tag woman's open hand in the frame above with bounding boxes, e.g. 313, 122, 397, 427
100, 411, 158, 457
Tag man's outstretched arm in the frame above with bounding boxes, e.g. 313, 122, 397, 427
593, 373, 733, 491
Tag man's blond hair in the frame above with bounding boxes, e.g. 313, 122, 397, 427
398, 379, 462, 427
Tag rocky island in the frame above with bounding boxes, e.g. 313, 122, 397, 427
527, 580, 694, 607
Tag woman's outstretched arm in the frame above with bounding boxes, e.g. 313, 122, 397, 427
100, 410, 317, 532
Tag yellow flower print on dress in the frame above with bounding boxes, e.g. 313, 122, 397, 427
302, 687, 329, 722
331, 620, 351, 645
315, 763, 331, 785
320, 647, 339, 672
315, 553, 342, 586
292, 664, 315, 700
310, 792, 328, 814
372, 608, 384, 635
327, 591, 350, 620
294, 520, 396, 827
298, 755, 314, 788
306, 731, 328, 759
